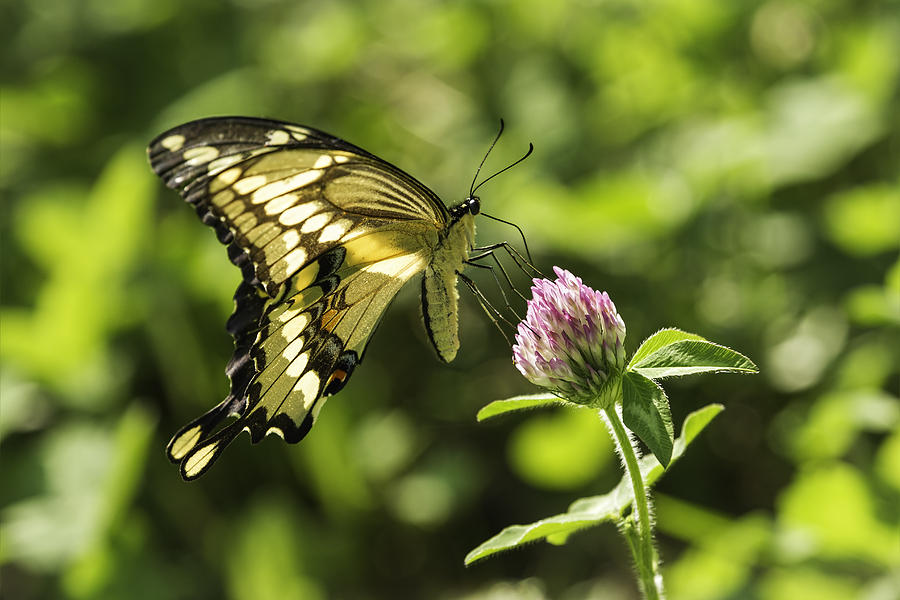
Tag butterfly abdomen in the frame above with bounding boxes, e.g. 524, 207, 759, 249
421, 213, 476, 362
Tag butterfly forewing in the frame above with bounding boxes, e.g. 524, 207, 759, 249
149, 117, 458, 480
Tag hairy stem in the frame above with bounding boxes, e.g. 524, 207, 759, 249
602, 405, 664, 600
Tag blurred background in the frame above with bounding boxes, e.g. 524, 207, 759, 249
1, 0, 898, 598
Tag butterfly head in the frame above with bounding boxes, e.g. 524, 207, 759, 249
450, 195, 481, 223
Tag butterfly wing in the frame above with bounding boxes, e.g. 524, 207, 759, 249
148, 117, 449, 293
149, 117, 449, 479
173, 233, 432, 479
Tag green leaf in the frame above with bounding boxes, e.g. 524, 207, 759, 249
465, 404, 724, 564
679, 404, 724, 450
476, 393, 572, 422
465, 496, 625, 565
628, 328, 707, 370
630, 340, 758, 379
622, 372, 674, 467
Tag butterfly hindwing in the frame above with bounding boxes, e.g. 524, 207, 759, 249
164, 279, 268, 464
174, 230, 432, 479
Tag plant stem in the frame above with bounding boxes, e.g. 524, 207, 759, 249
603, 405, 664, 600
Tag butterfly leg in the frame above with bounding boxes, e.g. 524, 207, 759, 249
457, 271, 516, 344
471, 241, 543, 278
465, 255, 527, 323
466, 250, 528, 304
479, 212, 536, 264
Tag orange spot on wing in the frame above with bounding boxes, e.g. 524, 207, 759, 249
327, 369, 348, 387
320, 308, 340, 332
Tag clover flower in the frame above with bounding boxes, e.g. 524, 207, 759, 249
513, 267, 626, 406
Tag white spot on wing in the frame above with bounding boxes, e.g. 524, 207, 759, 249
281, 312, 311, 340
266, 129, 291, 145
313, 155, 333, 168
247, 222, 278, 245
281, 230, 300, 251
183, 441, 219, 478
183, 146, 220, 165
217, 167, 242, 187
169, 425, 202, 460
264, 231, 300, 262
233, 174, 268, 195
161, 134, 185, 151
264, 193, 300, 216
222, 200, 244, 219
208, 154, 244, 172
277, 308, 300, 323
300, 213, 331, 233
318, 219, 352, 243
281, 247, 308, 273
282, 338, 305, 361
333, 155, 349, 164
251, 170, 323, 204
285, 352, 310, 377
280, 202, 322, 226
212, 189, 235, 207
285, 125, 309, 141
295, 371, 321, 409
233, 211, 258, 232
266, 427, 286, 439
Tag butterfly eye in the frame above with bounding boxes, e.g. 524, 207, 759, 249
468, 196, 481, 215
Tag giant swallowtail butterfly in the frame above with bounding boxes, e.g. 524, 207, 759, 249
148, 117, 529, 480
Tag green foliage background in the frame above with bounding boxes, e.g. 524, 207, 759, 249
1, 1, 898, 598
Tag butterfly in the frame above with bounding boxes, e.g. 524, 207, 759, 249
148, 116, 530, 480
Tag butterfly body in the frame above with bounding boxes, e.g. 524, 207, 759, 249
148, 117, 480, 479
423, 198, 478, 363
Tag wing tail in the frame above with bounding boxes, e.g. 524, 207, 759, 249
176, 416, 246, 481
166, 394, 244, 463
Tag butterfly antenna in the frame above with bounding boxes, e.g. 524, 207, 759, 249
480, 212, 535, 264
471, 143, 534, 196
469, 119, 506, 198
